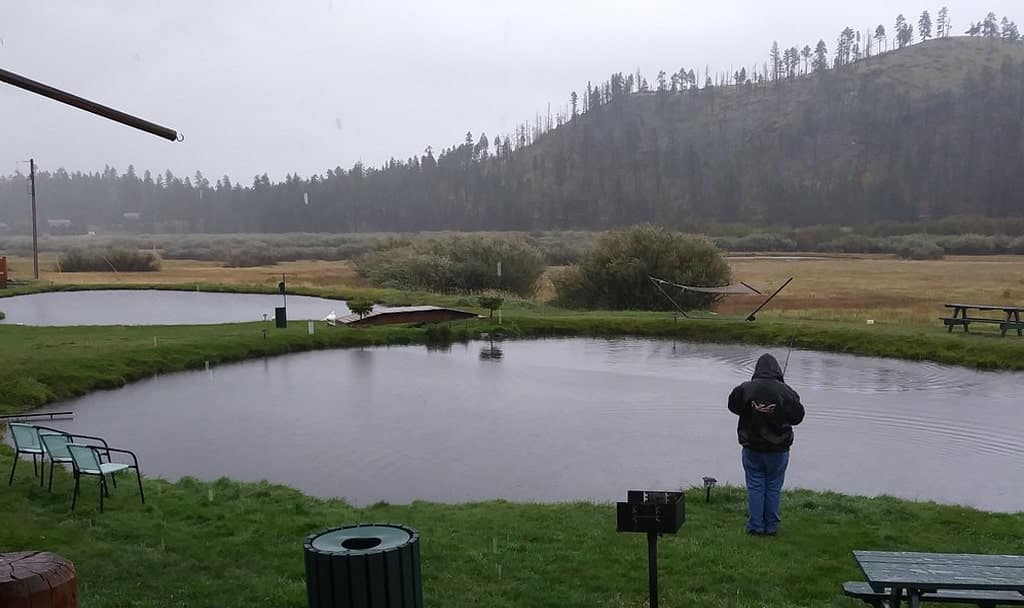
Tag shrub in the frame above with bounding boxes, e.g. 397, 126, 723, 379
357, 236, 545, 296
347, 299, 374, 319
477, 294, 505, 318
1009, 236, 1024, 254
935, 234, 997, 255
57, 247, 161, 272
889, 235, 945, 260
553, 225, 731, 310
714, 233, 798, 252
0, 310, 5, 320
224, 246, 279, 267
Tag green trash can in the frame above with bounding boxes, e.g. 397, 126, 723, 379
275, 306, 287, 328
304, 523, 422, 608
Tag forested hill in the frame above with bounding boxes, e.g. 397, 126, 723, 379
3, 36, 1024, 233
499, 37, 1024, 229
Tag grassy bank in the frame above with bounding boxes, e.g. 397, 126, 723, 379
4, 298, 1024, 416
0, 447, 1020, 607
0, 321, 436, 416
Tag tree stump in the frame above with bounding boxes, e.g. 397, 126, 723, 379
0, 552, 77, 608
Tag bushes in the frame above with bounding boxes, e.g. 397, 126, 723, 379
553, 225, 731, 310
714, 233, 798, 252
57, 248, 161, 272
891, 236, 945, 260
357, 236, 546, 296
224, 247, 279, 267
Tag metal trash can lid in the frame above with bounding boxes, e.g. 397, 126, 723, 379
308, 524, 414, 555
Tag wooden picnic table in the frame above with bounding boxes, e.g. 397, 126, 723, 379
853, 550, 1024, 608
941, 304, 1024, 337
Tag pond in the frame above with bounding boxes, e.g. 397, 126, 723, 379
0, 290, 348, 325
26, 338, 1024, 511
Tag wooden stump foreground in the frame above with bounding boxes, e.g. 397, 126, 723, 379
0, 552, 77, 608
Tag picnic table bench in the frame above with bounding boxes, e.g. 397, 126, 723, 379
941, 304, 1024, 337
847, 551, 1024, 608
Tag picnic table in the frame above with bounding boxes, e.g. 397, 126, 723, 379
941, 304, 1024, 337
850, 550, 1024, 608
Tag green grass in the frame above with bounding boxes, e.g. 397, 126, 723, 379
1, 450, 1021, 608
4, 284, 1024, 416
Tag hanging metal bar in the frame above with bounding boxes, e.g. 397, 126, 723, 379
0, 66, 180, 141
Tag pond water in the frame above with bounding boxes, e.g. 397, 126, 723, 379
27, 338, 1024, 511
0, 290, 348, 325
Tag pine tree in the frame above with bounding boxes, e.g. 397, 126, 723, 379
937, 7, 949, 38
919, 11, 932, 40
770, 41, 781, 81
813, 39, 829, 72
982, 13, 999, 38
896, 14, 907, 48
875, 25, 887, 52
570, 91, 578, 118
801, 45, 812, 74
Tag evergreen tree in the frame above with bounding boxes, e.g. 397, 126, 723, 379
813, 39, 829, 72
875, 25, 887, 52
919, 11, 932, 41
982, 13, 999, 38
1001, 17, 1020, 41
570, 91, 578, 118
801, 45, 812, 74
770, 41, 782, 81
937, 7, 949, 38
896, 15, 907, 48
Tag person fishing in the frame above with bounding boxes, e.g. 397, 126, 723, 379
727, 352, 805, 536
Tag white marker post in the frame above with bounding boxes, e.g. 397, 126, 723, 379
308, 320, 315, 335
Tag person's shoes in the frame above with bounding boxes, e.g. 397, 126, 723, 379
746, 529, 764, 536
764, 530, 778, 537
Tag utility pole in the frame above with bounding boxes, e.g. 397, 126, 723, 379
29, 158, 38, 279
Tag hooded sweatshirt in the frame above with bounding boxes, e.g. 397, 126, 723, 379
727, 353, 805, 452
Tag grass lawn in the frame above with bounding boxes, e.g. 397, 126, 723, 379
2, 446, 1021, 608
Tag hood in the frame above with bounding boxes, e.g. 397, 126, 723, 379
752, 353, 784, 381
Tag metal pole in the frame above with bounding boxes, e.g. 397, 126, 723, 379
0, 67, 180, 142
647, 532, 659, 608
30, 158, 38, 279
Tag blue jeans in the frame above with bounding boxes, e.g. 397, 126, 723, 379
742, 448, 790, 534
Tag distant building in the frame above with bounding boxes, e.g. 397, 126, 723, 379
47, 219, 75, 234
122, 212, 142, 221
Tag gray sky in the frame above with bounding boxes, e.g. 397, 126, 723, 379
1, 1, 1020, 183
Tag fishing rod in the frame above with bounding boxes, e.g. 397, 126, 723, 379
781, 333, 796, 379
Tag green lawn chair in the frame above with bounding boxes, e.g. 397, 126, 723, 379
37, 427, 111, 493
7, 422, 45, 487
67, 443, 145, 512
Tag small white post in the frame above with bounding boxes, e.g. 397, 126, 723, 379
308, 320, 315, 335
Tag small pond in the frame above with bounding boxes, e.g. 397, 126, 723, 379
25, 338, 1024, 511
0, 290, 348, 325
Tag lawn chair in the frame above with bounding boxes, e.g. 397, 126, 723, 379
36, 427, 111, 493
7, 422, 45, 487
66, 443, 145, 512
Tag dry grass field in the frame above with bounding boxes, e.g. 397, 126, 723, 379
721, 255, 1024, 323
3, 255, 364, 288
5, 253, 1024, 325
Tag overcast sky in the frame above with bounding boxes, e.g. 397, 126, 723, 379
1, 1, 1020, 183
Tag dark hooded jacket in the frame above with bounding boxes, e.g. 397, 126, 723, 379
728, 353, 805, 452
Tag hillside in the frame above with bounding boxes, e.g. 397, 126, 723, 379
502, 37, 1024, 228
3, 37, 1024, 233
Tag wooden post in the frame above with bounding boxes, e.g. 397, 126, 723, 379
0, 255, 7, 288
0, 551, 77, 607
